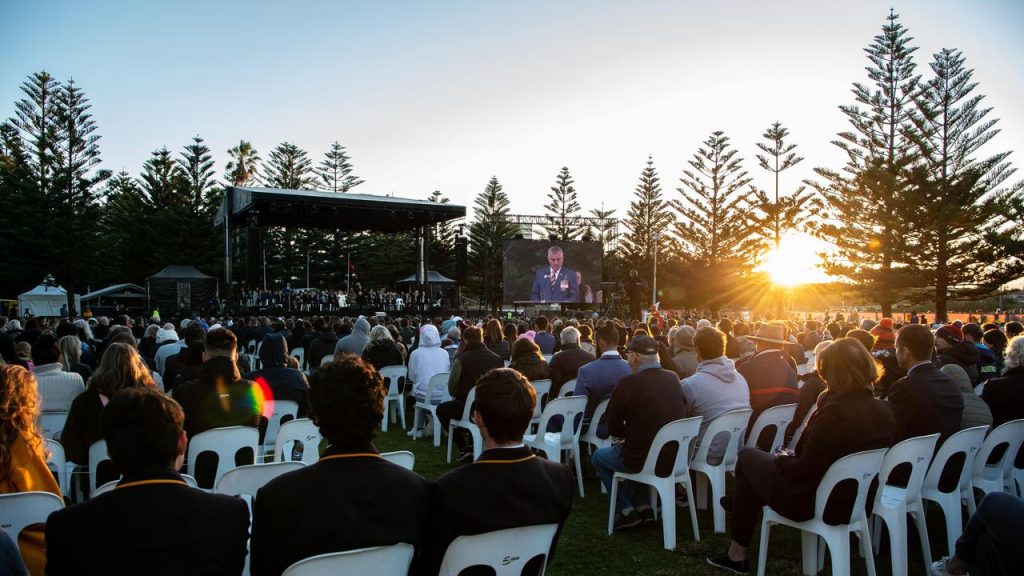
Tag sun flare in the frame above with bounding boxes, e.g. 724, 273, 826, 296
758, 233, 832, 287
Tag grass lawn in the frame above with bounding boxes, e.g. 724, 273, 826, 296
373, 421, 948, 576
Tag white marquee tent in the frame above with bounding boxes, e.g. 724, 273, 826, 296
18, 284, 80, 317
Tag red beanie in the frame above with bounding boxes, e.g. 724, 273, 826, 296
936, 324, 963, 344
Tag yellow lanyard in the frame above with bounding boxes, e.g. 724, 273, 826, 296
115, 479, 187, 490
318, 452, 382, 462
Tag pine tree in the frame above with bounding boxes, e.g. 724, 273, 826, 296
261, 143, 317, 286
588, 206, 619, 282
50, 78, 108, 306
225, 140, 261, 187
621, 156, 674, 282
11, 71, 61, 198
808, 10, 921, 317
176, 136, 221, 275
468, 177, 518, 310
0, 121, 47, 295
906, 48, 1024, 320
137, 148, 192, 271
428, 190, 457, 278
543, 166, 581, 240
316, 141, 364, 192
751, 122, 820, 252
98, 171, 151, 283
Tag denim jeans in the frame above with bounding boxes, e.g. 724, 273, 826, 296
592, 443, 647, 512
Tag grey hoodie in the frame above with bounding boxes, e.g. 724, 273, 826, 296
335, 317, 371, 355
681, 356, 751, 464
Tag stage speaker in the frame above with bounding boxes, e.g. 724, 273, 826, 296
455, 236, 468, 284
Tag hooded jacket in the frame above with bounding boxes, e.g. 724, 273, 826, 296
936, 341, 981, 385
335, 317, 371, 356
681, 356, 750, 464
408, 325, 451, 402
940, 364, 992, 430
245, 333, 309, 416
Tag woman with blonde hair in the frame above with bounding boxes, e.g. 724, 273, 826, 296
0, 365, 62, 576
60, 343, 156, 465
57, 334, 92, 383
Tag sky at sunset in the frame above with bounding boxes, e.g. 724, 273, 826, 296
4, 0, 1023, 228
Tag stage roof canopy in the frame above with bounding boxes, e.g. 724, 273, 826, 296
216, 186, 466, 232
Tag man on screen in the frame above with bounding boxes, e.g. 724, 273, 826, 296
530, 245, 580, 303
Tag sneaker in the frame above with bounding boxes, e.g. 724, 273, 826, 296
930, 557, 967, 576
638, 507, 656, 525
456, 449, 474, 463
613, 510, 642, 531
706, 552, 750, 575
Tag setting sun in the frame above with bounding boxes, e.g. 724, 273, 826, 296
758, 232, 832, 287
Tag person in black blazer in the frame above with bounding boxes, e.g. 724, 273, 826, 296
708, 338, 896, 575
549, 327, 597, 390
250, 355, 431, 576
426, 368, 574, 576
889, 324, 964, 444
46, 387, 250, 576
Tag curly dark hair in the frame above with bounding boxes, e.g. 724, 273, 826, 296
309, 354, 385, 448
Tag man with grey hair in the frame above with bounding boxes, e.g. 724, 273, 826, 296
672, 325, 699, 378
549, 326, 596, 391
530, 245, 579, 303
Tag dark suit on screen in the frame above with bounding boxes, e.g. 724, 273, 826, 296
45, 472, 250, 576
530, 267, 580, 303
425, 445, 573, 575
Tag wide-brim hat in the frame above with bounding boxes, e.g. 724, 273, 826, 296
748, 323, 790, 345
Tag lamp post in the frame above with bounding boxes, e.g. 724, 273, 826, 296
651, 233, 661, 307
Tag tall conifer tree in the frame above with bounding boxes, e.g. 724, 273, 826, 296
316, 141, 363, 192
543, 166, 581, 241
261, 143, 317, 286
468, 177, 517, 310
751, 122, 819, 252
621, 156, 674, 282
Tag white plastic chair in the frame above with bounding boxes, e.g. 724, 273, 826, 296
290, 346, 305, 372
320, 354, 335, 367
379, 365, 408, 432
1013, 448, 1024, 497
580, 398, 612, 454
38, 411, 69, 440
381, 450, 416, 471
187, 426, 259, 490
274, 418, 322, 464
542, 353, 553, 363
524, 395, 589, 497
412, 372, 452, 447
558, 378, 576, 397
246, 338, 257, 354
439, 524, 558, 576
970, 418, 1024, 506
606, 416, 703, 550
757, 448, 887, 576
88, 439, 113, 497
0, 491, 64, 545
215, 461, 306, 499
870, 433, 940, 576
45, 439, 70, 496
527, 379, 552, 432
920, 425, 988, 557
244, 353, 261, 371
690, 408, 752, 533
786, 405, 816, 450
446, 387, 482, 463
262, 399, 300, 459
152, 371, 165, 392
92, 474, 199, 497
283, 543, 415, 576
745, 403, 796, 452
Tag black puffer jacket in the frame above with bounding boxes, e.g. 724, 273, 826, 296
936, 341, 980, 385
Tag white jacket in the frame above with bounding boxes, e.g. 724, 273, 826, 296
408, 325, 451, 403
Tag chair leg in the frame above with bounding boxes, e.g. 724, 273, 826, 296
858, 519, 878, 576
757, 518, 773, 576
886, 511, 907, 576
381, 400, 389, 433
446, 424, 455, 463
432, 412, 442, 447
398, 399, 406, 430
825, 530, 852, 576
964, 484, 978, 517
695, 472, 709, 510
607, 477, 620, 535
657, 482, 676, 550
909, 501, 932, 573
937, 493, 963, 557
411, 408, 421, 441
572, 445, 585, 498
800, 530, 818, 576
650, 485, 659, 521
681, 478, 700, 542
871, 513, 882, 554
711, 470, 726, 533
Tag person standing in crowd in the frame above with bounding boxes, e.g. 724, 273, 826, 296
0, 365, 62, 576
251, 356, 431, 576
46, 388, 249, 575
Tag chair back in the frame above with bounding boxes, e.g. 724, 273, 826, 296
536, 395, 588, 446
876, 433, 940, 501
814, 448, 887, 522
922, 425, 988, 495
529, 379, 553, 420
972, 419, 1024, 484
187, 426, 259, 489
282, 543, 415, 576
379, 365, 408, 397
439, 524, 559, 576
264, 399, 300, 447
45, 439, 69, 495
152, 371, 165, 392
380, 450, 416, 471
291, 347, 305, 371
745, 403, 796, 451
636, 416, 703, 478
692, 409, 752, 469
38, 411, 69, 440
581, 397, 611, 445
558, 379, 576, 397
244, 353, 261, 371
88, 439, 114, 496
320, 354, 335, 367
459, 387, 477, 421
786, 405, 816, 450
425, 372, 452, 403
216, 461, 306, 497
0, 491, 64, 542
274, 418, 322, 464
